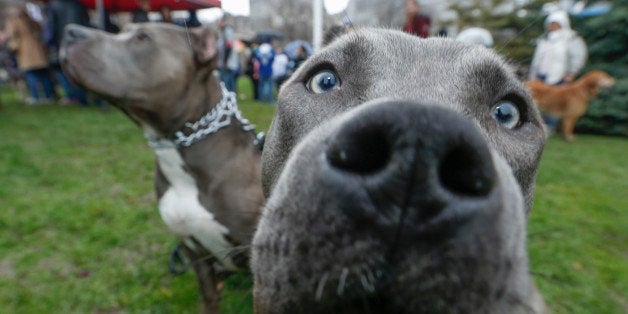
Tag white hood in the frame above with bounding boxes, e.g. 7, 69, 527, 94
545, 11, 571, 30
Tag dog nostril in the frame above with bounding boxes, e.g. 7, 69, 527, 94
438, 144, 494, 197
326, 127, 391, 174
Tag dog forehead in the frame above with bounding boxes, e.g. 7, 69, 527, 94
309, 29, 512, 97
318, 28, 497, 72
119, 23, 190, 44
296, 28, 518, 116
123, 22, 183, 33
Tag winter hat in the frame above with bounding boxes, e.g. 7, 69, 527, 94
259, 43, 273, 55
456, 27, 494, 48
545, 10, 571, 30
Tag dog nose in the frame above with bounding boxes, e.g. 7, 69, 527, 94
324, 100, 496, 232
63, 25, 89, 44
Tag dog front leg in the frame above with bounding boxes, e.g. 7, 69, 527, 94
561, 115, 578, 142
182, 245, 222, 314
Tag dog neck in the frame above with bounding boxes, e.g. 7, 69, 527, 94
144, 82, 256, 149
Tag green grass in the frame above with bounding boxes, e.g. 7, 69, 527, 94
0, 80, 626, 313
529, 136, 628, 313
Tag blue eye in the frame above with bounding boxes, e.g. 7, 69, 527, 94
492, 101, 520, 129
307, 70, 339, 94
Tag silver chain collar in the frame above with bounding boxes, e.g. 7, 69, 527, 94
147, 83, 257, 149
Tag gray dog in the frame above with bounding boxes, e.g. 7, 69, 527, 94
252, 29, 547, 313
60, 23, 264, 313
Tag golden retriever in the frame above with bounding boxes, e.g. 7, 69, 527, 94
526, 70, 615, 141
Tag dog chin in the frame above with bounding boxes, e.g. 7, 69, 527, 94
64, 66, 124, 100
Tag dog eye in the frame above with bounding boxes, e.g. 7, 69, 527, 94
135, 32, 151, 42
307, 70, 339, 94
492, 101, 520, 129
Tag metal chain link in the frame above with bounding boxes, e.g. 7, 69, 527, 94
171, 83, 256, 148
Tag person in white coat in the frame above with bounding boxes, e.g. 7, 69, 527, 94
529, 11, 588, 85
272, 48, 289, 90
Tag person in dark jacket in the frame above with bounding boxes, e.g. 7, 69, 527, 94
132, 0, 151, 23
46, 0, 90, 106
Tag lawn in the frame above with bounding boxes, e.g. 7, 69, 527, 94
0, 80, 626, 313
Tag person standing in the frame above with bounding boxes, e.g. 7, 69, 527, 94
159, 6, 173, 23
186, 10, 202, 27
4, 7, 55, 105
529, 10, 587, 85
272, 47, 289, 91
254, 41, 275, 104
289, 45, 308, 73
244, 44, 260, 100
529, 11, 588, 131
217, 15, 240, 93
46, 0, 90, 106
403, 0, 431, 38
132, 0, 151, 23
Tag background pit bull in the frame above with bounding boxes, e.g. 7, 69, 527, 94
61, 23, 264, 313
253, 28, 547, 313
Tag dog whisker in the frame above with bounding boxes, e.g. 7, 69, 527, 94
210, 211, 263, 217
315, 272, 329, 301
226, 245, 251, 258
185, 243, 251, 268
363, 264, 377, 289
360, 273, 375, 293
337, 267, 349, 296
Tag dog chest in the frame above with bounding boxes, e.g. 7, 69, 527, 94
153, 145, 237, 270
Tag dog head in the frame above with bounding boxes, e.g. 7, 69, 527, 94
253, 28, 546, 313
583, 70, 615, 93
61, 23, 219, 133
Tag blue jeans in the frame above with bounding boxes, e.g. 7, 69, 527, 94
219, 69, 237, 93
51, 66, 87, 106
258, 77, 274, 103
24, 68, 54, 100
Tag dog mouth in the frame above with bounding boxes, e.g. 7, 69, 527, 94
59, 45, 78, 82
60, 44, 96, 86
61, 44, 129, 102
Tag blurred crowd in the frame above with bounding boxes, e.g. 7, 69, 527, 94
0, 0, 587, 108
1, 1, 97, 106
0, 0, 313, 107
217, 14, 311, 104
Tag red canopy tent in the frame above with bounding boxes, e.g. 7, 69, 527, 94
78, 0, 221, 12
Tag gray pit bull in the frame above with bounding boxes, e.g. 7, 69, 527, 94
60, 23, 264, 313
252, 28, 547, 313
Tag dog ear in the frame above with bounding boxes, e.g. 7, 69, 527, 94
192, 27, 219, 65
323, 24, 349, 46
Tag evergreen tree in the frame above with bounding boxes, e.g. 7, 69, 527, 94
574, 0, 628, 136
449, 0, 553, 65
